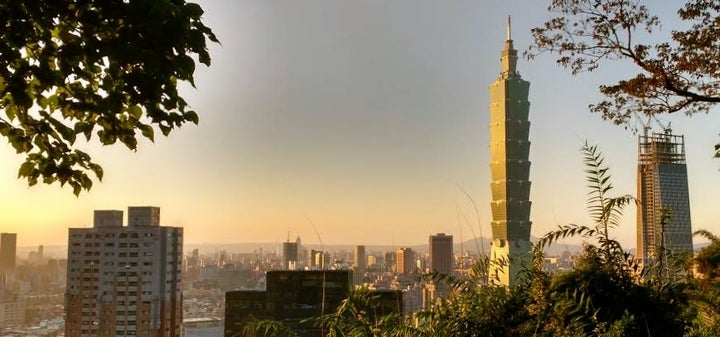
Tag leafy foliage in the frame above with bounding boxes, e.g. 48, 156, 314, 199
0, 1, 217, 194
693, 230, 720, 279
241, 318, 300, 337
528, 0, 720, 155
310, 287, 406, 337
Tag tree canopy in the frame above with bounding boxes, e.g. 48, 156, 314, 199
1, 1, 217, 194
529, 0, 720, 153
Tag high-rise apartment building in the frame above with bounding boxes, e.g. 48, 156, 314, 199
65, 207, 183, 337
0, 233, 17, 275
637, 130, 693, 265
429, 233, 453, 275
396, 248, 415, 275
488, 17, 532, 286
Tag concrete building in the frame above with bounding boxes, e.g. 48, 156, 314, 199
637, 130, 693, 265
0, 291, 25, 327
396, 248, 415, 275
65, 207, 183, 337
0, 233, 17, 275
429, 233, 453, 275
488, 17, 533, 286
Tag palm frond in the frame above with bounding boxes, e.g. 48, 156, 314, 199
694, 229, 720, 243
535, 224, 597, 251
604, 195, 636, 229
582, 142, 612, 226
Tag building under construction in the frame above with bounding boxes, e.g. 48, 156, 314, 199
637, 129, 693, 265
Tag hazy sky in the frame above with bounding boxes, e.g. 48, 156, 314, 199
2, 0, 719, 250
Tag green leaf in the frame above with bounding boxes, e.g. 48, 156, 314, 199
18, 161, 35, 178
183, 3, 205, 17
185, 110, 199, 124
128, 105, 143, 120
89, 163, 104, 181
139, 124, 155, 142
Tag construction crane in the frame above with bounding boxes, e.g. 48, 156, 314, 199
642, 114, 671, 135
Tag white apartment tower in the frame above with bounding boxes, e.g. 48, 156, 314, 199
65, 207, 183, 337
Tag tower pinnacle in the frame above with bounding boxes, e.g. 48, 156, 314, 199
507, 15, 512, 41
501, 16, 518, 76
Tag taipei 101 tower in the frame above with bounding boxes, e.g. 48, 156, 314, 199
488, 17, 532, 286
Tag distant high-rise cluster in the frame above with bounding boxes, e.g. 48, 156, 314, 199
429, 233, 453, 275
637, 130, 693, 265
65, 207, 183, 337
488, 17, 532, 286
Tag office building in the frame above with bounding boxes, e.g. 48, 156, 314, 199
65, 207, 183, 337
637, 130, 693, 265
396, 248, 415, 275
225, 270, 401, 337
282, 241, 298, 270
429, 233, 453, 275
488, 17, 533, 286
354, 245, 366, 272
0, 233, 16, 275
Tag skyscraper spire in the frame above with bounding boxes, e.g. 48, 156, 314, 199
507, 15, 512, 41
501, 16, 517, 76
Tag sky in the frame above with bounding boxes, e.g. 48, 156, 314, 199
2, 0, 720, 250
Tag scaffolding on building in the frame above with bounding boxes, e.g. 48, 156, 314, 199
637, 128, 691, 265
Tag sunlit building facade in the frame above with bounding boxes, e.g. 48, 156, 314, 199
488, 17, 532, 286
0, 233, 17, 276
396, 248, 415, 275
65, 207, 183, 337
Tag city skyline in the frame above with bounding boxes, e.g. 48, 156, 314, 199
2, 1, 720, 249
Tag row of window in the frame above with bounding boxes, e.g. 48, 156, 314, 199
72, 232, 157, 239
